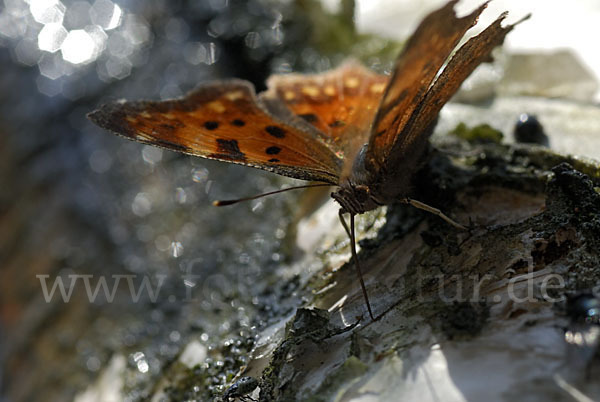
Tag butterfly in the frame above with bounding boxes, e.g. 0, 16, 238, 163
88, 0, 529, 320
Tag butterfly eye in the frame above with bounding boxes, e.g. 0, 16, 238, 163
354, 185, 370, 203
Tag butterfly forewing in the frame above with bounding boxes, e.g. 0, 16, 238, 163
385, 12, 528, 171
262, 61, 388, 158
88, 80, 342, 184
367, 0, 489, 170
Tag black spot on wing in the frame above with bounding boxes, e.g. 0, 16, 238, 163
231, 119, 245, 127
210, 139, 246, 161
266, 146, 281, 155
268, 158, 280, 163
265, 125, 286, 138
204, 121, 219, 130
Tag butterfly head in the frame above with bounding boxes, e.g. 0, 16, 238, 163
332, 182, 381, 215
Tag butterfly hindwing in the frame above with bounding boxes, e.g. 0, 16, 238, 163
88, 80, 342, 184
261, 61, 388, 158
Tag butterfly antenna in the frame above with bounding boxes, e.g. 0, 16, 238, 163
213, 183, 331, 206
338, 210, 376, 321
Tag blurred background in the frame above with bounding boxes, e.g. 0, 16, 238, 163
0, 0, 598, 401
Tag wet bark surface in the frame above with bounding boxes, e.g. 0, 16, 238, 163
164, 135, 600, 401
271, 145, 600, 401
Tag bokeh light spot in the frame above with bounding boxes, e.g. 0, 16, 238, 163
90, 0, 122, 30
0, 12, 28, 38
63, 1, 92, 29
104, 57, 132, 80
38, 53, 70, 79
159, 83, 182, 100
106, 32, 133, 58
244, 31, 261, 49
38, 23, 68, 53
170, 241, 184, 258
132, 352, 149, 374
85, 24, 108, 52
61, 29, 95, 64
4, 0, 29, 18
86, 356, 101, 372
206, 42, 219, 65
15, 39, 42, 65
183, 42, 208, 65
29, 0, 65, 24
142, 146, 162, 164
175, 187, 187, 204
89, 149, 113, 173
154, 235, 171, 252
192, 167, 209, 183
36, 75, 62, 97
132, 193, 152, 217
121, 14, 151, 45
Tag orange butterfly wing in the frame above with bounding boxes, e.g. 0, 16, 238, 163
88, 80, 342, 184
366, 0, 489, 170
385, 12, 529, 170
261, 61, 388, 159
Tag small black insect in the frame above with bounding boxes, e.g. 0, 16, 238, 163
567, 292, 600, 325
223, 376, 259, 402
514, 113, 548, 146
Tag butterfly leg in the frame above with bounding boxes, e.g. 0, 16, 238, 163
338, 210, 376, 321
403, 198, 467, 230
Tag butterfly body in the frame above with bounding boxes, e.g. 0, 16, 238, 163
89, 1, 529, 320
331, 143, 379, 215
333, 111, 440, 214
